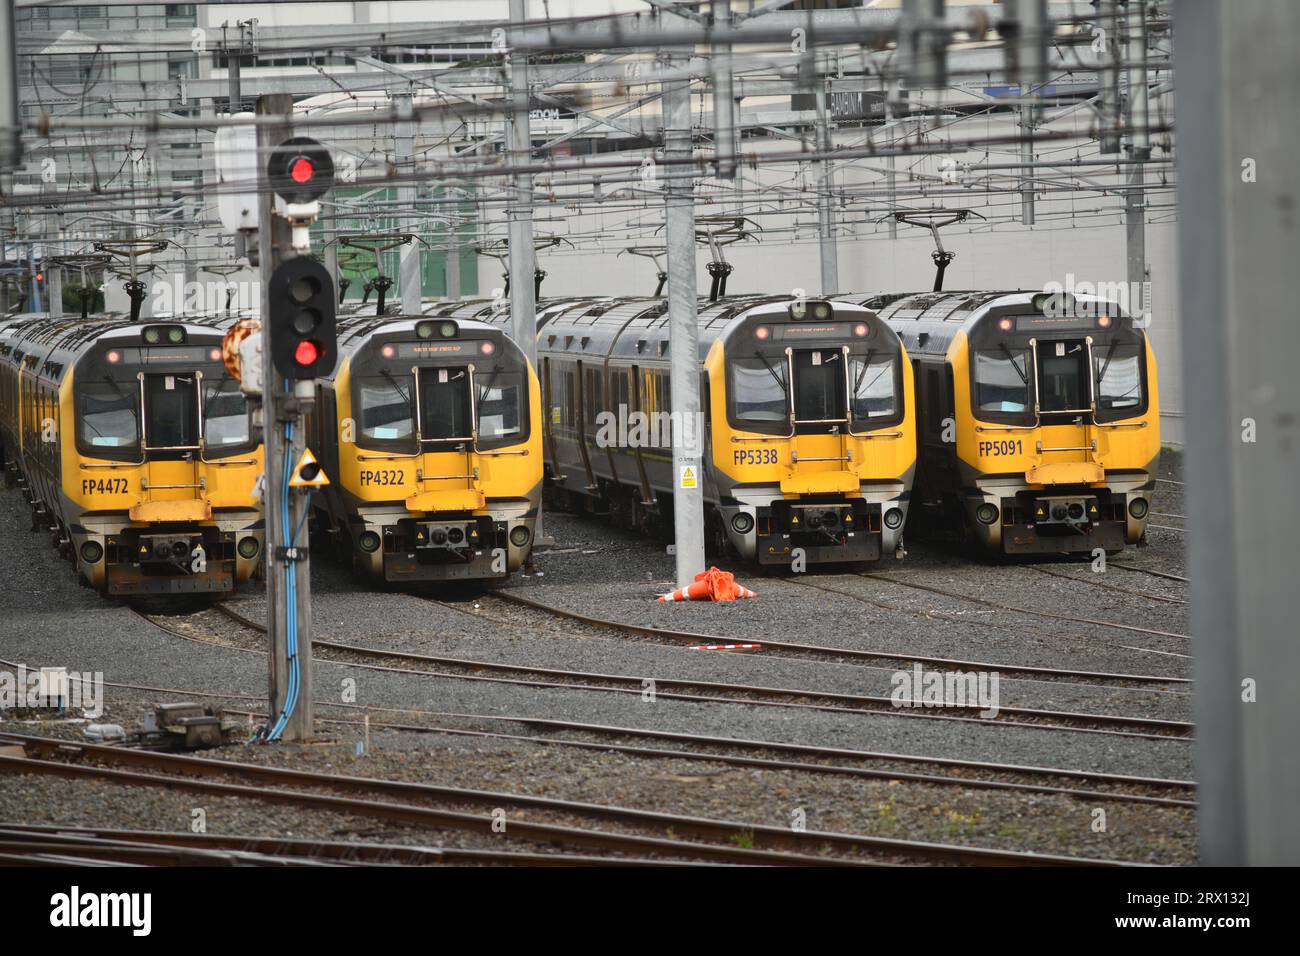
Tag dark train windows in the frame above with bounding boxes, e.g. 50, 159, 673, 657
1038, 340, 1088, 415
1094, 341, 1146, 422
476, 369, 526, 448
848, 351, 900, 428
355, 375, 415, 446
418, 366, 473, 441
143, 372, 199, 452
793, 349, 847, 431
729, 355, 789, 433
973, 349, 1031, 419
77, 378, 140, 459
201, 377, 251, 451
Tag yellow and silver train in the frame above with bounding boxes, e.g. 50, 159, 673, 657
0, 314, 264, 595
437, 294, 917, 566
306, 313, 543, 583
849, 290, 1160, 555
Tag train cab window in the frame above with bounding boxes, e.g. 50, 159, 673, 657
793, 349, 847, 430
729, 355, 789, 432
973, 349, 1031, 415
202, 377, 250, 450
1038, 341, 1087, 414
848, 351, 898, 426
78, 379, 139, 456
143, 372, 199, 450
356, 375, 415, 444
418, 366, 472, 442
476, 369, 524, 446
1094, 341, 1145, 421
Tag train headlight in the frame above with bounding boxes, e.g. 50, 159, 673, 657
143, 327, 162, 344
976, 503, 1000, 525
167, 327, 185, 344
731, 512, 755, 535
1128, 497, 1149, 520
852, 323, 869, 338
79, 541, 103, 564
509, 525, 532, 548
883, 508, 904, 529
754, 325, 771, 341
479, 341, 496, 355
358, 530, 381, 553
1067, 503, 1085, 521
237, 536, 261, 560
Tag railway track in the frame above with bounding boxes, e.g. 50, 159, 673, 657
159, 605, 1194, 741
486, 587, 1190, 690
857, 571, 1190, 643
0, 652, 1196, 808
0, 824, 706, 867
0, 732, 1141, 867
1027, 566, 1186, 605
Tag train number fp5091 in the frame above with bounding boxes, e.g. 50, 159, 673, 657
978, 439, 1023, 457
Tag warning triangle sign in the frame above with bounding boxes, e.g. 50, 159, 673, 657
290, 448, 330, 488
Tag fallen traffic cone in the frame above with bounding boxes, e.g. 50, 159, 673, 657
657, 566, 757, 602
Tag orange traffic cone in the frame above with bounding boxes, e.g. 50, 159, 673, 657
658, 566, 758, 602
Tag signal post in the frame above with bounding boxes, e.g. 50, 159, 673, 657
254, 94, 337, 743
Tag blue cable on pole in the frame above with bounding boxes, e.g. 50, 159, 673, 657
262, 414, 302, 742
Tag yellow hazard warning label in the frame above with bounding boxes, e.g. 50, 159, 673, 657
679, 465, 698, 489
290, 448, 330, 488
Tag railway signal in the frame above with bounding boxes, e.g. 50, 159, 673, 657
266, 256, 336, 380
267, 137, 335, 205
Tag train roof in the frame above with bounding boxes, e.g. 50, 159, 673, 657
844, 290, 1132, 357
533, 294, 881, 362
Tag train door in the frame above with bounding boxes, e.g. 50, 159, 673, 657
139, 371, 204, 503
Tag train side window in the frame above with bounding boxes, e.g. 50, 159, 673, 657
78, 379, 140, 454
202, 377, 250, 450
355, 375, 415, 444
1093, 341, 1145, 421
973, 349, 1031, 414
476, 369, 524, 445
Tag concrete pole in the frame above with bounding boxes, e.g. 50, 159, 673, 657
1097, 0, 1121, 154
0, 0, 20, 176
711, 0, 737, 180
445, 197, 462, 301
815, 83, 839, 295
395, 93, 422, 315
1124, 0, 1149, 314
1176, 0, 1300, 865
48, 260, 63, 317
507, 0, 537, 358
663, 56, 706, 588
256, 93, 313, 743
1020, 105, 1036, 226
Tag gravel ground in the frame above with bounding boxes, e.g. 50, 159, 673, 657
0, 449, 1196, 864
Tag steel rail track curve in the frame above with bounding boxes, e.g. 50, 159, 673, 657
0, 652, 1196, 807
486, 587, 1189, 688
181, 605, 1194, 740
0, 733, 1144, 867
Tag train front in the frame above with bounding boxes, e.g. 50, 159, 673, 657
954, 292, 1160, 554
334, 317, 542, 582
64, 323, 264, 595
709, 299, 916, 566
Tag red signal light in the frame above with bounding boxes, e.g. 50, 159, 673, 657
290, 157, 314, 184
479, 341, 496, 355
1097, 314, 1113, 328
294, 340, 321, 366
35, 272, 44, 282
754, 325, 771, 340
852, 323, 869, 337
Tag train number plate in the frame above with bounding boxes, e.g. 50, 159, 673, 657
81, 478, 129, 495
734, 448, 779, 466
977, 439, 1023, 457
360, 469, 406, 487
